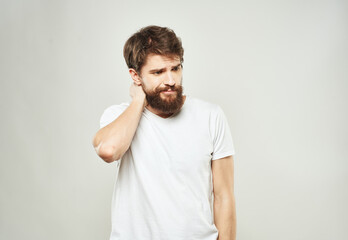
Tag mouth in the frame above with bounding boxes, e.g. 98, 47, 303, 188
161, 90, 176, 94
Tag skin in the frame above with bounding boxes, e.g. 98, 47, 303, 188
212, 155, 236, 240
92, 54, 185, 162
93, 53, 236, 240
128, 53, 186, 118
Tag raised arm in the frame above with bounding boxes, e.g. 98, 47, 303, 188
92, 83, 147, 163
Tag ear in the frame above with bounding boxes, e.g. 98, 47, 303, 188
129, 68, 142, 86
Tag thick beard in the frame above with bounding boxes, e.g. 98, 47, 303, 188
144, 85, 184, 114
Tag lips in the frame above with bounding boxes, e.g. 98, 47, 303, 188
161, 90, 176, 94
163, 88, 173, 91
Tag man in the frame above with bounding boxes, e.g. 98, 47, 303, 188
92, 25, 236, 240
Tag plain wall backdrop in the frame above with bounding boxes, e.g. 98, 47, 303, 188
1, 0, 347, 239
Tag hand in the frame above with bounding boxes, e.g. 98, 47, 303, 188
129, 82, 147, 108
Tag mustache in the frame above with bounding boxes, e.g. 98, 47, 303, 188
157, 85, 181, 92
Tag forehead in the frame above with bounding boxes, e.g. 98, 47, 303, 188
143, 54, 181, 69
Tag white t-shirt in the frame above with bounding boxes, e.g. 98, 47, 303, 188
99, 95, 235, 240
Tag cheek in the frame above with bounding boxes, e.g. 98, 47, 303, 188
140, 79, 150, 92
140, 77, 149, 87
141, 78, 158, 92
175, 73, 183, 84
174, 71, 183, 79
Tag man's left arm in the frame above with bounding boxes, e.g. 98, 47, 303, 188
212, 155, 236, 240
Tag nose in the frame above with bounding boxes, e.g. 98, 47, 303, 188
163, 72, 175, 86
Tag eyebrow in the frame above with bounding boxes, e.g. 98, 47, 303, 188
148, 63, 182, 73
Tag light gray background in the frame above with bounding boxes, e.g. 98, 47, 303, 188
1, 0, 347, 239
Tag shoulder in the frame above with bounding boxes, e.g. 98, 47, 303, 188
186, 96, 221, 116
186, 96, 219, 111
102, 101, 130, 113
99, 101, 130, 129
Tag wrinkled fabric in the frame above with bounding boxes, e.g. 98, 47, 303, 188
99, 95, 235, 240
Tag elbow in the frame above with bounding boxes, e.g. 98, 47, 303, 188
98, 144, 122, 163
93, 141, 122, 163
92, 134, 124, 163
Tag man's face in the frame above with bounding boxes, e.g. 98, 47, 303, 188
139, 54, 184, 114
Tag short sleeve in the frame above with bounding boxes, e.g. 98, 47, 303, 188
99, 104, 128, 129
210, 105, 235, 160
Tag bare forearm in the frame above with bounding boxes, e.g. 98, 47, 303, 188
93, 99, 145, 162
214, 195, 236, 240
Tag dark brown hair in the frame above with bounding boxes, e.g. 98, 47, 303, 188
123, 25, 184, 74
